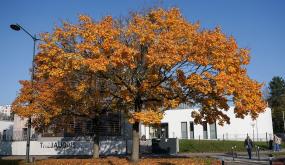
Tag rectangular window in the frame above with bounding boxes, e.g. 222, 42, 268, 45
160, 123, 168, 138
3, 130, 7, 141
210, 122, 217, 139
181, 122, 188, 139
148, 123, 169, 138
22, 128, 28, 140
190, 121, 194, 139
203, 121, 208, 139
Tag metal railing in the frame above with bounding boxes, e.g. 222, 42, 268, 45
217, 133, 273, 142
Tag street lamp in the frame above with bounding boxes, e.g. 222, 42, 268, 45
10, 23, 40, 163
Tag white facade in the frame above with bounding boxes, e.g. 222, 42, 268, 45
0, 105, 13, 140
12, 114, 36, 140
141, 107, 273, 141
0, 120, 13, 140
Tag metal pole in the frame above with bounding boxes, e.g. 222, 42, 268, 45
256, 120, 258, 141
282, 111, 285, 131
269, 157, 273, 165
257, 146, 260, 161
266, 132, 268, 144
26, 35, 37, 163
232, 147, 234, 161
252, 125, 255, 142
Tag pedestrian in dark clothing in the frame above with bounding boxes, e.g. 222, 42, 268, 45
244, 136, 253, 159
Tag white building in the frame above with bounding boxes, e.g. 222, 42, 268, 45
0, 105, 273, 155
10, 106, 273, 142
0, 105, 13, 141
13, 114, 36, 141
140, 107, 273, 141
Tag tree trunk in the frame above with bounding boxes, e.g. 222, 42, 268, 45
93, 134, 100, 158
131, 122, 140, 162
93, 118, 100, 159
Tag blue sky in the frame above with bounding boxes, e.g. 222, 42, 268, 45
0, 0, 285, 105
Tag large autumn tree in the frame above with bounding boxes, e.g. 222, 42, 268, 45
12, 8, 266, 161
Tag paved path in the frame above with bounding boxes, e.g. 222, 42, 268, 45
178, 150, 284, 165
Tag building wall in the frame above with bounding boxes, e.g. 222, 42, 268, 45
216, 107, 273, 141
0, 120, 13, 140
0, 139, 128, 155
141, 107, 273, 141
0, 105, 13, 141
13, 114, 36, 140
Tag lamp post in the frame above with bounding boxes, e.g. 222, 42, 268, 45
10, 23, 39, 163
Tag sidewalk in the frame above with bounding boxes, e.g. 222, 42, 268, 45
178, 149, 285, 165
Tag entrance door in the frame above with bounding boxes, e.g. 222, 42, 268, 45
160, 123, 169, 138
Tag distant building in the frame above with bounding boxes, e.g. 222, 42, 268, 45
0, 105, 12, 118
0, 105, 13, 141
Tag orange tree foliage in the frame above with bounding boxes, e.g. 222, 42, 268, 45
13, 8, 266, 128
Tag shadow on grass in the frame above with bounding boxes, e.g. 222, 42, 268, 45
0, 159, 22, 165
157, 162, 175, 165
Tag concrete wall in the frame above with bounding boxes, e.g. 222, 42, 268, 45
0, 139, 128, 156
141, 107, 273, 141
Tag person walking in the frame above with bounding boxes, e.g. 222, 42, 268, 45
273, 134, 280, 152
244, 135, 253, 159
274, 135, 282, 152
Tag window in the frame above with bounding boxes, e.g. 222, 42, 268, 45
210, 122, 217, 139
149, 123, 168, 138
202, 121, 208, 139
3, 130, 7, 141
22, 128, 28, 140
190, 121, 194, 139
181, 122, 188, 139
160, 123, 168, 138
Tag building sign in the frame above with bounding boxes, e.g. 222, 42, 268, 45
40, 141, 75, 149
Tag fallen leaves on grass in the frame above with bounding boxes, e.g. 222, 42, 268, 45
34, 157, 220, 165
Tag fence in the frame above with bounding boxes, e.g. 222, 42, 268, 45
216, 133, 273, 142
0, 131, 39, 142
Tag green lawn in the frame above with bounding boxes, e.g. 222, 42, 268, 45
179, 139, 276, 153
272, 152, 285, 158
